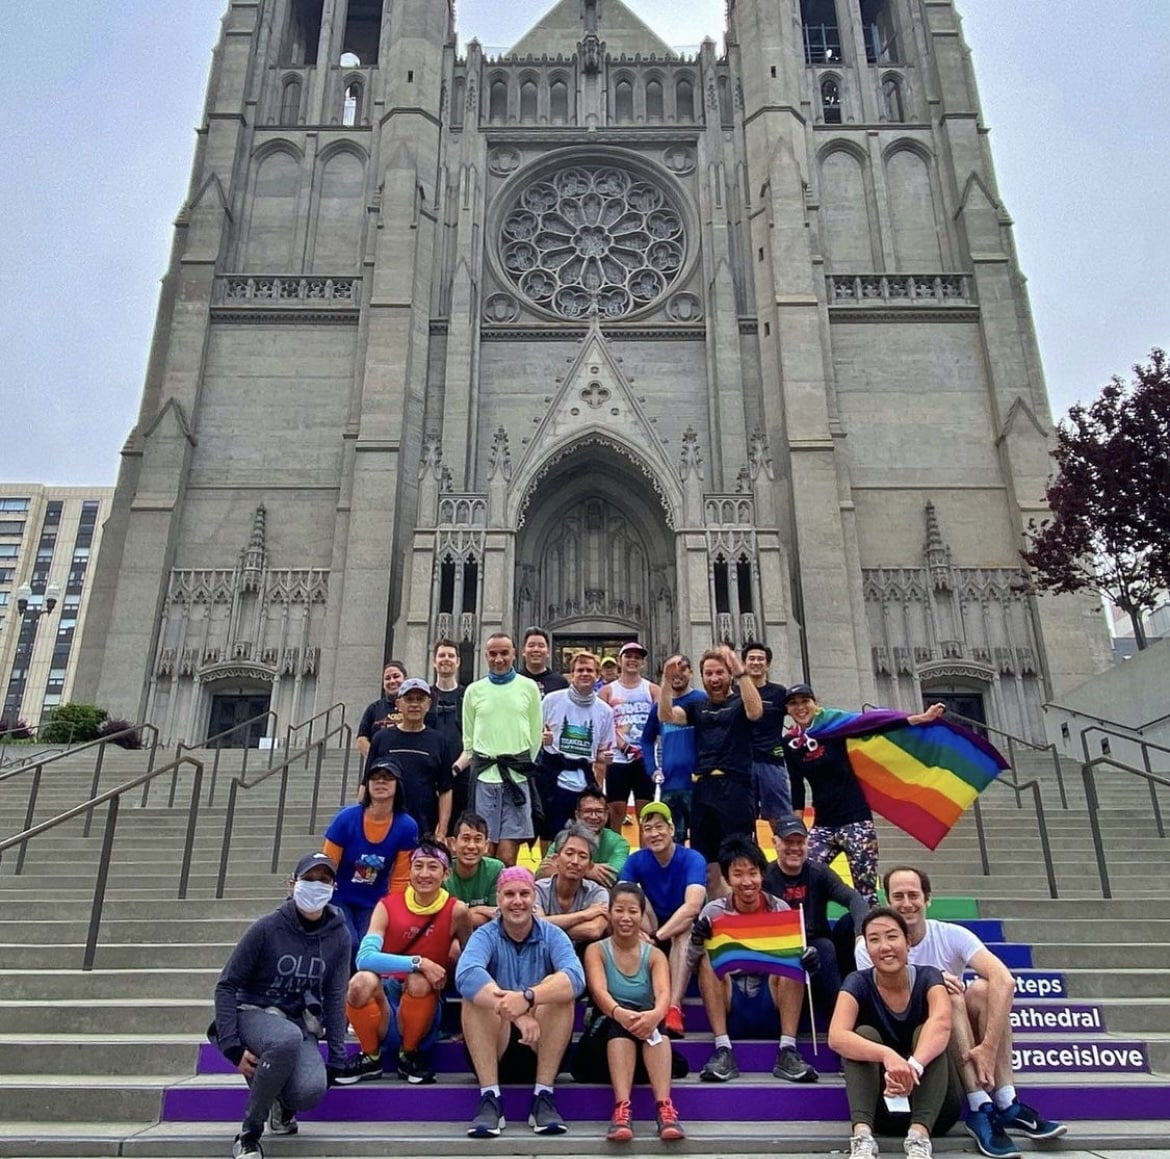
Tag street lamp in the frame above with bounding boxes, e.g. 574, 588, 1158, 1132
16, 582, 61, 620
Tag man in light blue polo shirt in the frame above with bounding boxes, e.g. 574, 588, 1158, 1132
455, 866, 585, 1139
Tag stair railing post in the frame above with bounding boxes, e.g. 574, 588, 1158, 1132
208, 743, 221, 806
15, 764, 43, 875
83, 795, 120, 971
1142, 743, 1165, 838
339, 743, 352, 807
83, 743, 108, 838
1049, 743, 1068, 810
1082, 762, 1111, 899
973, 799, 990, 877
217, 780, 240, 899
271, 764, 290, 874
309, 741, 325, 834
178, 762, 203, 899
1029, 781, 1058, 899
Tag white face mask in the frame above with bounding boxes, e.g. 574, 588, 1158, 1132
293, 879, 334, 914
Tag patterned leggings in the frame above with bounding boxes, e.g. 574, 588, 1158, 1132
808, 819, 880, 906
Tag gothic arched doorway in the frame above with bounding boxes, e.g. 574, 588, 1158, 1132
515, 442, 677, 674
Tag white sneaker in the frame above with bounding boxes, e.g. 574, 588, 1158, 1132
850, 1131, 880, 1158
903, 1132, 933, 1159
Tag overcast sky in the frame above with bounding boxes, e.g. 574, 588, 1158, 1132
1, 1, 1164, 486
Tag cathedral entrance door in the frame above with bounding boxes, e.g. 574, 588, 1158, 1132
207, 692, 271, 748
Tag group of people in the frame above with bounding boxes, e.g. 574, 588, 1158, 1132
212, 630, 1068, 1159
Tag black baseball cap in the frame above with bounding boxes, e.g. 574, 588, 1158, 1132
774, 815, 808, 839
785, 683, 816, 703
294, 851, 337, 880
364, 757, 405, 783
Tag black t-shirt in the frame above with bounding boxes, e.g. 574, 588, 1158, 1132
425, 684, 465, 752
787, 735, 872, 827
684, 695, 754, 780
841, 965, 945, 1057
519, 667, 569, 698
751, 680, 789, 761
763, 858, 869, 940
358, 695, 400, 742
366, 726, 455, 836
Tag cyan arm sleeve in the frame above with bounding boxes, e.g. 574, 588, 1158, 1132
355, 933, 415, 975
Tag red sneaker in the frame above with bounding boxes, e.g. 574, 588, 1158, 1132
606, 1100, 634, 1143
656, 1098, 686, 1141
664, 1004, 685, 1039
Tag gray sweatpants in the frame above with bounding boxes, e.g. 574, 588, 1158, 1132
237, 1008, 328, 1136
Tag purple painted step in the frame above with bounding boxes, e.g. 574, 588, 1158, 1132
162, 1080, 1170, 1124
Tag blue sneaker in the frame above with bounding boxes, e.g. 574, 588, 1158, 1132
996, 1099, 1068, 1140
964, 1103, 1022, 1159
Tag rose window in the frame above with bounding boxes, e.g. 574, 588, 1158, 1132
499, 165, 686, 319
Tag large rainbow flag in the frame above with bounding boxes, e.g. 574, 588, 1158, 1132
793, 708, 1008, 851
707, 907, 805, 982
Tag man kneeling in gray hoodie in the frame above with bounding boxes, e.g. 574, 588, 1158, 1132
211, 852, 355, 1159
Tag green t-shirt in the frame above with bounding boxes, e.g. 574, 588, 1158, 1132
596, 827, 631, 874
445, 856, 504, 908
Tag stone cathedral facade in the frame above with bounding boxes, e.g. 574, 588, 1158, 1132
75, 0, 1108, 745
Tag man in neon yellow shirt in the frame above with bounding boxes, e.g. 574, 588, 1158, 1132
460, 633, 543, 867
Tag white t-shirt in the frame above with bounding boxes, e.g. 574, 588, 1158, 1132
856, 918, 985, 976
541, 690, 615, 790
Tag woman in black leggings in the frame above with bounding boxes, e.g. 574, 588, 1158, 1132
829, 907, 962, 1159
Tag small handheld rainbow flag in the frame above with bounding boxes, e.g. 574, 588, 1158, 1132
707, 907, 805, 982
792, 708, 1008, 850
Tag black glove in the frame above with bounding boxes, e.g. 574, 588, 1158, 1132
800, 945, 821, 976
326, 1064, 345, 1088
690, 914, 712, 947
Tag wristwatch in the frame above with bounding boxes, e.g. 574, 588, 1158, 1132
410, 955, 422, 973
523, 987, 536, 1010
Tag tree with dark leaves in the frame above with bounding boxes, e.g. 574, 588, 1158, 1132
1022, 349, 1170, 650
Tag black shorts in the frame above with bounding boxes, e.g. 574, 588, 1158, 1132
605, 757, 655, 805
691, 775, 756, 862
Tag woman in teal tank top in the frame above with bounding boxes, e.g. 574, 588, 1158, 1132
583, 883, 686, 1143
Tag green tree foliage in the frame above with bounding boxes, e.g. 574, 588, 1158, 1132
1022, 348, 1170, 649
40, 703, 108, 745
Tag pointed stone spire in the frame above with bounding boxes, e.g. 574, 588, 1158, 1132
240, 504, 267, 591
923, 500, 953, 592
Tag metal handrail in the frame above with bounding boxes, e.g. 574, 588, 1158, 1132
1047, 701, 1170, 736
971, 773, 1059, 899
215, 719, 353, 897
0, 718, 78, 757
0, 723, 159, 787
1080, 755, 1170, 898
284, 701, 346, 754
0, 745, 66, 772
164, 709, 280, 808
1080, 726, 1169, 839
0, 754, 205, 970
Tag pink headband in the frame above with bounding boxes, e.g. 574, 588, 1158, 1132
411, 845, 451, 870
497, 866, 535, 889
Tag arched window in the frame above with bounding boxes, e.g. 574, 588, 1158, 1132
718, 75, 733, 125
615, 78, 633, 123
489, 79, 508, 122
882, 76, 905, 123
279, 78, 301, 126
801, 0, 842, 63
520, 79, 538, 122
675, 77, 694, 121
821, 77, 842, 124
646, 79, 664, 122
451, 76, 465, 128
550, 79, 569, 123
342, 81, 361, 126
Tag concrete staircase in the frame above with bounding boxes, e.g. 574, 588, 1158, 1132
1, 742, 1168, 1155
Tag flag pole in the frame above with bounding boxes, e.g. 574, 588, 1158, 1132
799, 903, 817, 1056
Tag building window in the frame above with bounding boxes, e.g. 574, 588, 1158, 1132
0, 545, 17, 559
646, 79, 664, 122
614, 79, 634, 123
489, 79, 508, 122
861, 0, 899, 64
550, 79, 569, 124
520, 79, 538, 122
0, 569, 14, 584
802, 0, 842, 64
0, 522, 24, 536
0, 592, 8, 607
342, 82, 362, 126
342, 0, 382, 66
675, 77, 694, 120
280, 78, 302, 125
882, 75, 905, 122
0, 498, 30, 512
821, 77, 842, 123
283, 0, 322, 66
